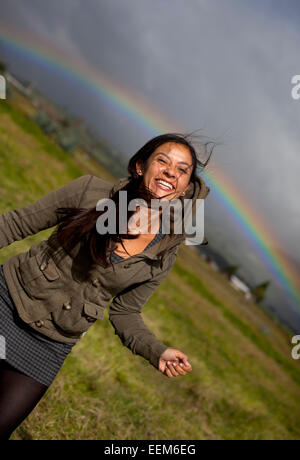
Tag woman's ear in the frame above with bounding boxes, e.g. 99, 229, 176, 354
135, 161, 143, 176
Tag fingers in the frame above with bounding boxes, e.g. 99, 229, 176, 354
164, 360, 190, 378
180, 362, 192, 372
167, 361, 180, 377
173, 351, 191, 369
164, 367, 174, 378
173, 360, 193, 373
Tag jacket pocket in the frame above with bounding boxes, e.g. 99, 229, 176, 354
36, 253, 60, 281
18, 254, 61, 304
83, 302, 105, 321
19, 254, 60, 285
51, 300, 105, 336
18, 255, 42, 285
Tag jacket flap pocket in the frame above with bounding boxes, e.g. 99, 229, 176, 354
83, 302, 105, 320
36, 254, 60, 281
19, 256, 42, 284
42, 260, 60, 281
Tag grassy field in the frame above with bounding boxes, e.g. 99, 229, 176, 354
0, 97, 300, 440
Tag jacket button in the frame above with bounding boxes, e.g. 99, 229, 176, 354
35, 320, 44, 327
63, 301, 72, 310
40, 262, 47, 271
92, 279, 100, 287
124, 264, 130, 269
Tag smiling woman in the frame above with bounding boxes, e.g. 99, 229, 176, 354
55, 132, 214, 265
0, 131, 214, 439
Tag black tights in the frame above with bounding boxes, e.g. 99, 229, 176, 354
0, 361, 48, 440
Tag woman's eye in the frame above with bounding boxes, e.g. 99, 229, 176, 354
157, 158, 187, 174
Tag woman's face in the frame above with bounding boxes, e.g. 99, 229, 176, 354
136, 142, 194, 201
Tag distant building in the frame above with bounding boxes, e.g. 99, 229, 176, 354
229, 275, 254, 300
0, 75, 6, 100
5, 72, 33, 98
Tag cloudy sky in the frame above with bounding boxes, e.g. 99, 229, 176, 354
0, 0, 300, 330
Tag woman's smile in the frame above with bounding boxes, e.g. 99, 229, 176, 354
155, 178, 176, 192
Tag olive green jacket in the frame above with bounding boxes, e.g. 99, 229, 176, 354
0, 174, 210, 370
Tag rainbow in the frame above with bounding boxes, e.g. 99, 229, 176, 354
1, 23, 300, 311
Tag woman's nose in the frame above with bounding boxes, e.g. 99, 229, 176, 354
164, 166, 176, 178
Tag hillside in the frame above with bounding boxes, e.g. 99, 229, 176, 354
0, 97, 300, 440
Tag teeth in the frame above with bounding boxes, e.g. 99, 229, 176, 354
156, 180, 173, 190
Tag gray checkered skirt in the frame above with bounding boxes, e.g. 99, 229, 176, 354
0, 264, 74, 387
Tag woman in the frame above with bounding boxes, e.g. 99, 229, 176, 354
0, 132, 213, 439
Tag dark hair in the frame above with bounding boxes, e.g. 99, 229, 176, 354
55, 131, 216, 268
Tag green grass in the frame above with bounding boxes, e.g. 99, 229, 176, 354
172, 264, 300, 387
0, 97, 300, 440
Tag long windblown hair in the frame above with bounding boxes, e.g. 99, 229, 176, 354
54, 131, 216, 267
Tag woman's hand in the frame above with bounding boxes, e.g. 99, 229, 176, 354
158, 348, 192, 378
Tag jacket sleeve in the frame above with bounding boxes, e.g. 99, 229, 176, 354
108, 250, 178, 370
0, 175, 92, 250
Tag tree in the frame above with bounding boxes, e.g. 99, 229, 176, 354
0, 60, 7, 73
250, 281, 271, 304
221, 265, 239, 279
